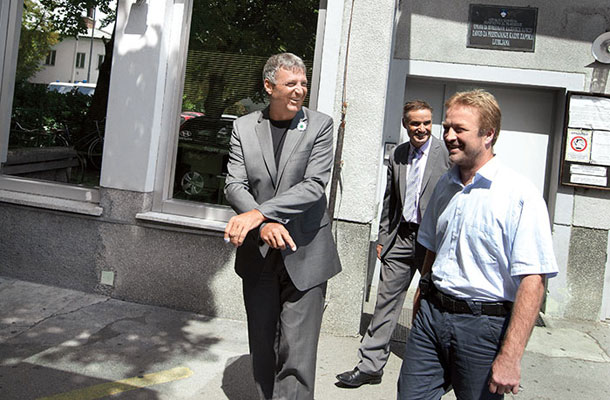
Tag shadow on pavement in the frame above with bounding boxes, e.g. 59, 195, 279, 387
0, 279, 230, 399
221, 354, 258, 399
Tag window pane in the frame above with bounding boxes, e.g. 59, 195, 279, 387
76, 52, 85, 68
44, 50, 56, 66
3, 2, 115, 188
172, 0, 319, 205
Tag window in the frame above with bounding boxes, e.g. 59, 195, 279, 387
168, 1, 320, 210
75, 52, 86, 69
1, 1, 115, 197
97, 54, 104, 70
45, 50, 56, 66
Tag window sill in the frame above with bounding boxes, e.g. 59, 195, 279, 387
0, 175, 101, 216
0, 189, 103, 216
136, 211, 227, 233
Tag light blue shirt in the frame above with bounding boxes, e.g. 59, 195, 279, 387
417, 157, 558, 302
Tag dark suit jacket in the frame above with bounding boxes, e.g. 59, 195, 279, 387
224, 107, 341, 291
378, 135, 450, 259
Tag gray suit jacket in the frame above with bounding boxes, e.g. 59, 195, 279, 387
378, 135, 450, 259
224, 107, 341, 291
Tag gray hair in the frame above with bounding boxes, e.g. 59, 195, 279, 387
262, 53, 306, 85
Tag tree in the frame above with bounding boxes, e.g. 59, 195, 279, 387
38, 0, 115, 37
184, 0, 319, 118
37, 0, 115, 124
16, 0, 60, 83
190, 0, 318, 58
27, 0, 320, 121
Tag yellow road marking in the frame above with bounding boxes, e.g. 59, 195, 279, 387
37, 366, 193, 400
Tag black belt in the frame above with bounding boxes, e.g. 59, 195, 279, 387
398, 221, 419, 233
427, 286, 512, 317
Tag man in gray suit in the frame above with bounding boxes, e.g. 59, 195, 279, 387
224, 53, 341, 400
337, 100, 450, 387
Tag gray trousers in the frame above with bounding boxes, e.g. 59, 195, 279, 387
243, 250, 326, 400
357, 226, 424, 374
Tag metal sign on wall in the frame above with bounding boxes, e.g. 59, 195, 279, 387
467, 4, 538, 52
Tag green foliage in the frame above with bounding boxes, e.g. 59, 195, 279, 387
185, 0, 319, 118
15, 0, 320, 124
181, 94, 206, 114
38, 0, 115, 37
9, 82, 102, 185
190, 0, 318, 58
16, 0, 60, 83
10, 82, 91, 146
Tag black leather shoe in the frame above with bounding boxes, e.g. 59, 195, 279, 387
336, 367, 382, 388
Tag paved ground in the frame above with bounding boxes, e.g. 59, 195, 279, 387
1, 276, 609, 399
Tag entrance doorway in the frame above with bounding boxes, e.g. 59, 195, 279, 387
404, 78, 558, 199
373, 77, 559, 340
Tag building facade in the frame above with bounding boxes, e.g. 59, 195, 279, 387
1, 0, 609, 337
30, 28, 111, 86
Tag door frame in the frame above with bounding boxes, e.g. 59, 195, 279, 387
374, 58, 588, 318
381, 59, 584, 226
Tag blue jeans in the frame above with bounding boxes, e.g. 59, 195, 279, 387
397, 297, 509, 400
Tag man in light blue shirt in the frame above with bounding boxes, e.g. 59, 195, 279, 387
398, 89, 558, 400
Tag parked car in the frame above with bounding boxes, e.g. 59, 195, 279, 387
47, 82, 75, 94
179, 111, 204, 125
47, 82, 96, 96
74, 83, 96, 96
173, 114, 237, 204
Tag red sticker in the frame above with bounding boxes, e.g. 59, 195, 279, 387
570, 136, 587, 152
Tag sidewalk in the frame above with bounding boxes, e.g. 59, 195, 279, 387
1, 276, 609, 400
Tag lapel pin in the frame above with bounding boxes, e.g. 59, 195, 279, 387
297, 120, 307, 131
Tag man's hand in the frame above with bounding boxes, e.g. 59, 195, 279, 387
224, 209, 266, 247
488, 274, 544, 396
489, 353, 521, 395
376, 244, 383, 260
260, 222, 297, 251
411, 287, 422, 324
413, 250, 436, 324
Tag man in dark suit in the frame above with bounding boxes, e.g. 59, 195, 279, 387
337, 100, 450, 387
224, 53, 341, 400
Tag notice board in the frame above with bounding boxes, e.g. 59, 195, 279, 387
560, 92, 610, 190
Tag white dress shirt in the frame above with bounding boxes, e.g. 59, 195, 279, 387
417, 157, 558, 302
403, 138, 430, 224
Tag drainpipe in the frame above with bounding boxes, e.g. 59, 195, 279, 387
328, 0, 356, 224
86, 7, 96, 83
70, 37, 78, 82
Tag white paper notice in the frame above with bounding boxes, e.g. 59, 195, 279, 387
565, 129, 591, 162
570, 174, 608, 187
570, 164, 607, 177
591, 130, 610, 166
569, 95, 610, 130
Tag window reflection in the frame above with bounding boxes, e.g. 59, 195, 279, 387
173, 0, 319, 205
3, 1, 115, 187
174, 114, 235, 204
